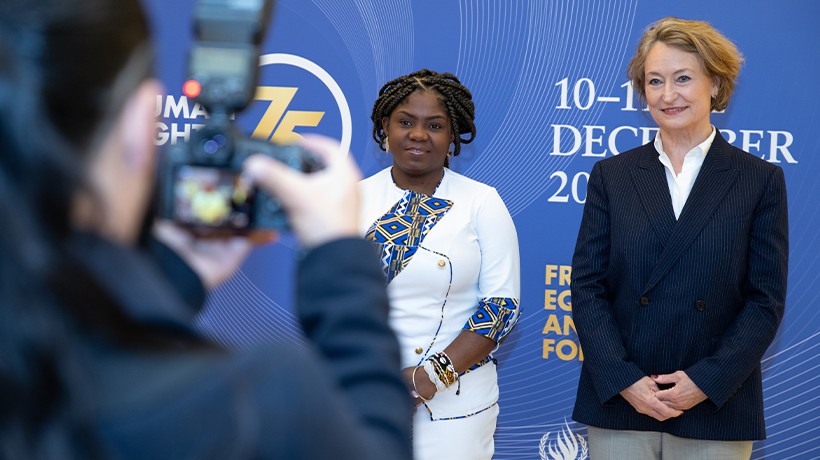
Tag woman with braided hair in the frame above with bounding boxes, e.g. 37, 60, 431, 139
359, 68, 522, 459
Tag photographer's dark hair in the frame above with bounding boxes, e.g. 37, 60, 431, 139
0, 1, 187, 458
370, 69, 476, 164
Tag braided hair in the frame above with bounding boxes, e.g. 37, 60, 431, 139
371, 69, 476, 163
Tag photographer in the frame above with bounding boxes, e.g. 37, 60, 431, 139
0, 0, 411, 459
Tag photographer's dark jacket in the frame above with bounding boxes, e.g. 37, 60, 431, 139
66, 233, 412, 459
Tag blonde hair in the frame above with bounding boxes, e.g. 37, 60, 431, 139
627, 17, 744, 111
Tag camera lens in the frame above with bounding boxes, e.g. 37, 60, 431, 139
202, 134, 228, 155
202, 139, 219, 155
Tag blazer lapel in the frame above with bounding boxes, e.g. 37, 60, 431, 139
643, 134, 739, 292
629, 144, 677, 245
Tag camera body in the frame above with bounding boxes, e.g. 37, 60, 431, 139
158, 0, 321, 233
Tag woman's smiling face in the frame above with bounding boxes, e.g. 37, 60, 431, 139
382, 89, 453, 191
644, 42, 718, 141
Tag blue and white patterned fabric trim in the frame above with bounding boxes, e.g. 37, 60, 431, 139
365, 190, 453, 284
422, 401, 497, 422
463, 297, 521, 344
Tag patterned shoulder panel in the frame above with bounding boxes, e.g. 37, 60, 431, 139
365, 190, 453, 283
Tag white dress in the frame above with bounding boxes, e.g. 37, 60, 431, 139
359, 167, 521, 459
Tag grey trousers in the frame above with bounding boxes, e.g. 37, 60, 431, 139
587, 426, 753, 460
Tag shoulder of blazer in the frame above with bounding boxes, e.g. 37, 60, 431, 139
709, 131, 783, 177
595, 140, 658, 174
600, 132, 780, 172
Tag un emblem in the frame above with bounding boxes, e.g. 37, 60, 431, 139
539, 420, 588, 460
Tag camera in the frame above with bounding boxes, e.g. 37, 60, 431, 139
159, 0, 321, 233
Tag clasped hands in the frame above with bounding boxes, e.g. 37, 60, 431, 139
619, 371, 708, 422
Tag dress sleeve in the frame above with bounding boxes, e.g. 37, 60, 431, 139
461, 187, 522, 349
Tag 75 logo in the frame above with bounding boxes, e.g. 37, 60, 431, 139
251, 86, 324, 143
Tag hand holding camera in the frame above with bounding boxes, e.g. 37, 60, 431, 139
244, 135, 361, 249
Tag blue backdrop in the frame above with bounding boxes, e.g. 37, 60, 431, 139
143, 1, 820, 458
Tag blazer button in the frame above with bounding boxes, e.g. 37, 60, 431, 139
694, 300, 706, 311
415, 347, 424, 354
639, 296, 650, 306
437, 259, 446, 268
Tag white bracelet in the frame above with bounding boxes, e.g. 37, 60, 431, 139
423, 358, 449, 392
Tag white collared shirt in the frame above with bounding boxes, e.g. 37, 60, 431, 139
654, 127, 717, 219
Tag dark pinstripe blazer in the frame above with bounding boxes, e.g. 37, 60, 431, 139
570, 132, 788, 441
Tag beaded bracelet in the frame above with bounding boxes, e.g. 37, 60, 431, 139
430, 352, 457, 385
427, 351, 461, 395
